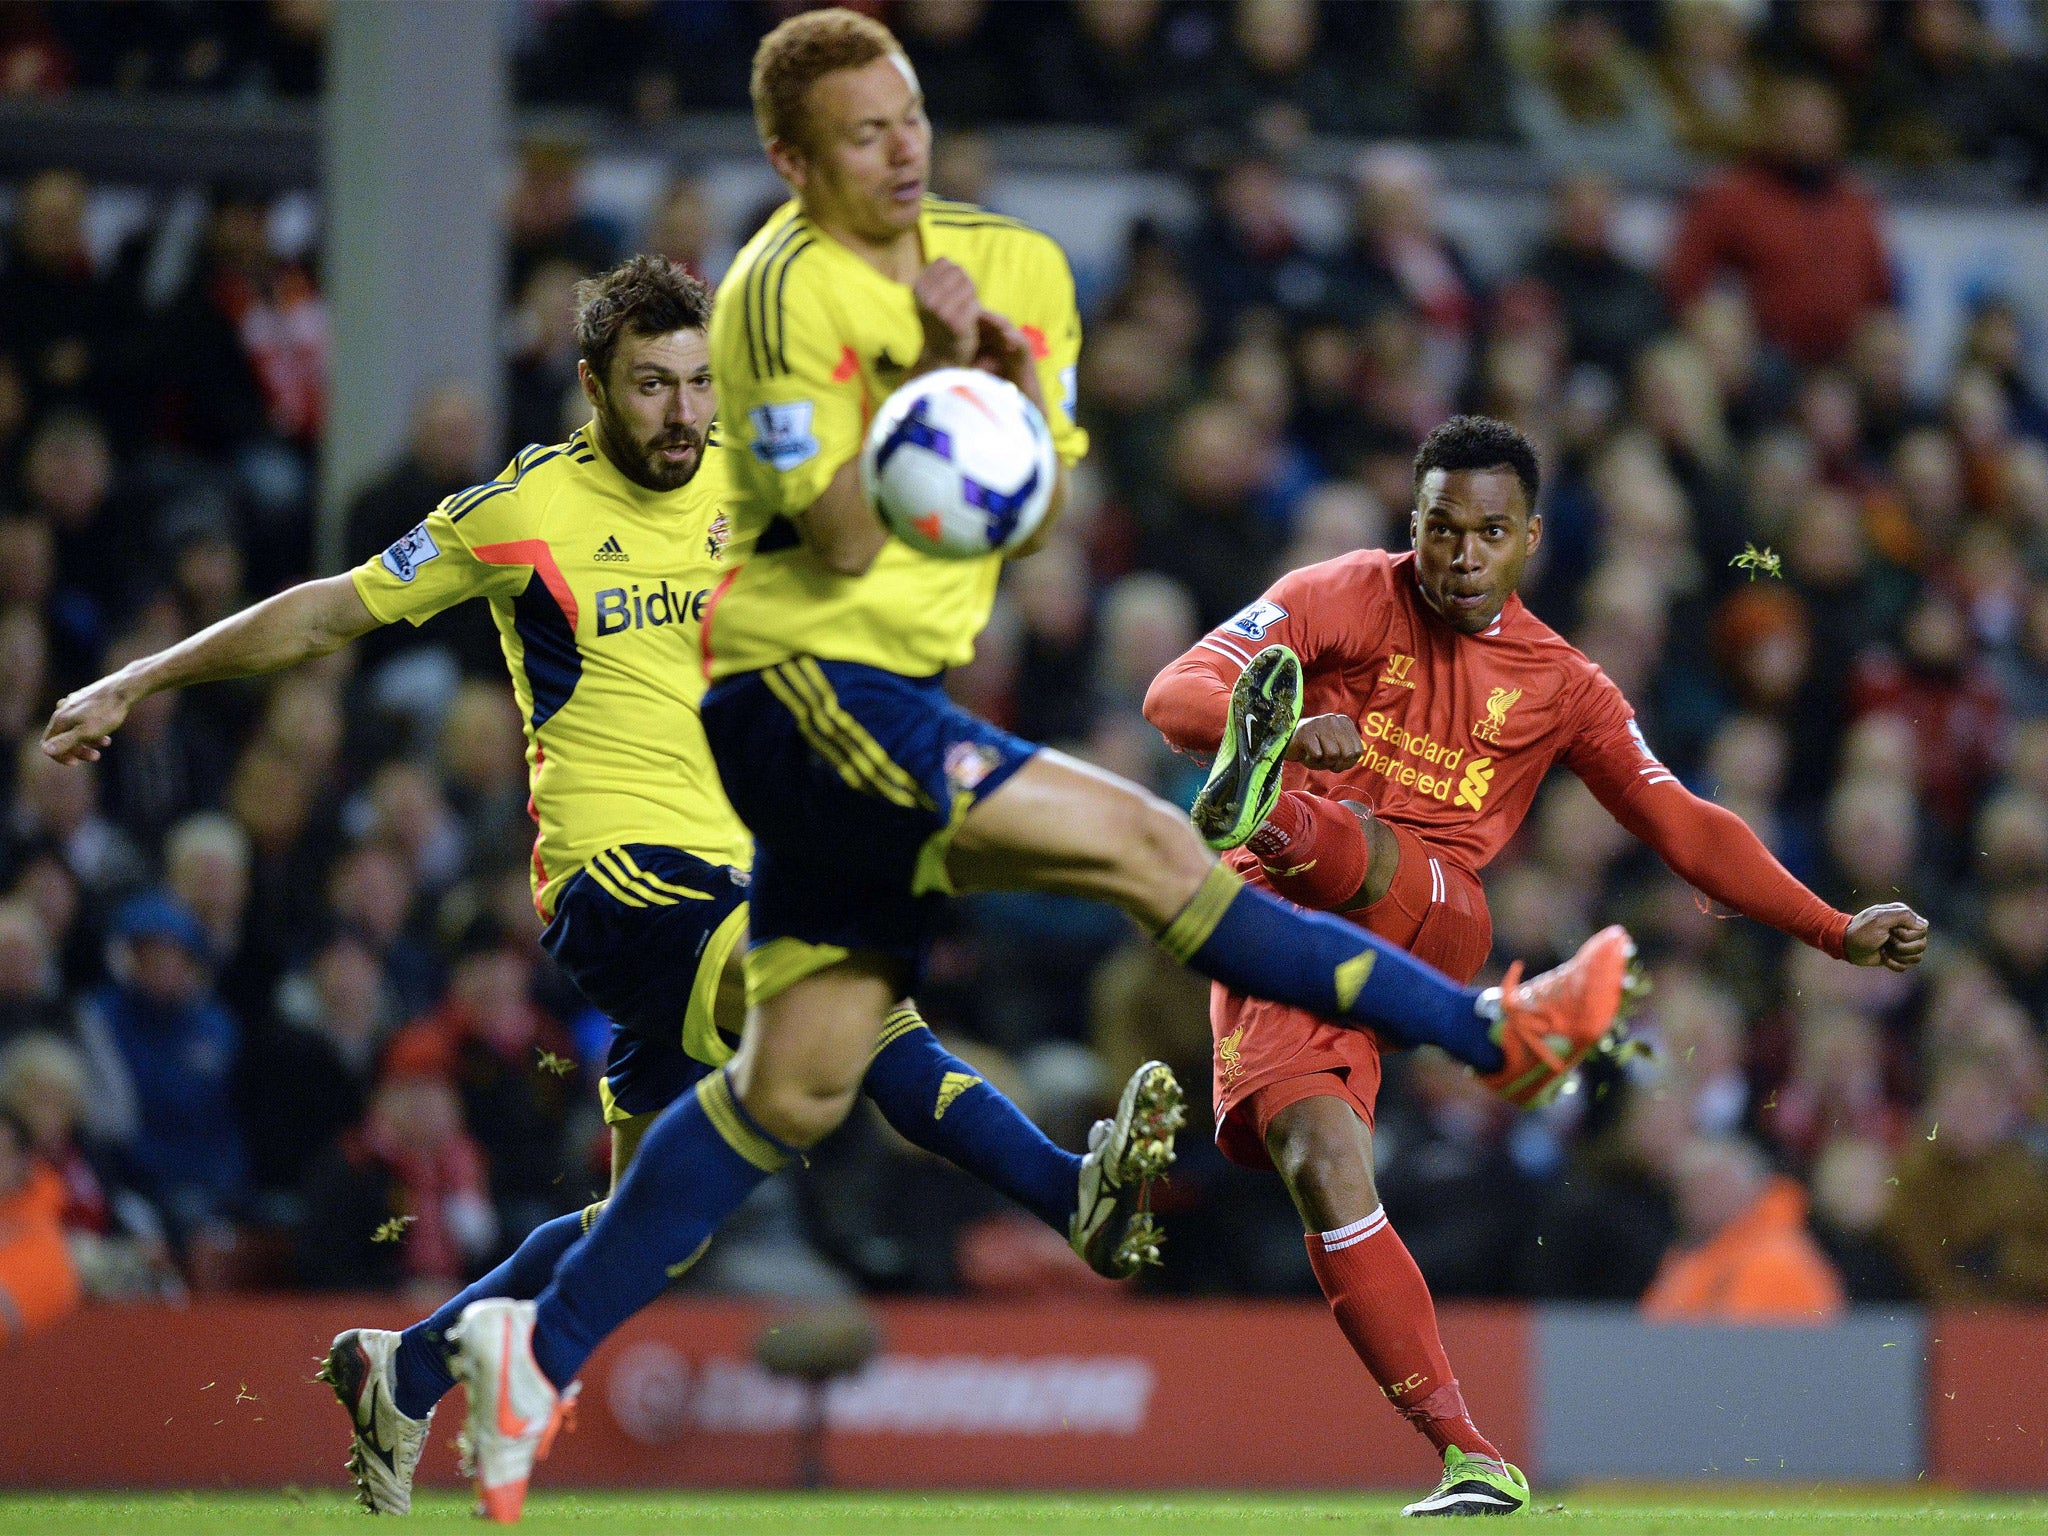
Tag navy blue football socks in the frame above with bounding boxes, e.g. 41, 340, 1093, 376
1161, 866, 1504, 1072
862, 1004, 1081, 1230
391, 1207, 589, 1419
530, 1068, 790, 1389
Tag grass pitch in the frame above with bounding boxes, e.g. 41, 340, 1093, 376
0, 1490, 2044, 1536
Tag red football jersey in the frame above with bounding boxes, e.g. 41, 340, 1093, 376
1155, 549, 1663, 870
1148, 548, 1850, 958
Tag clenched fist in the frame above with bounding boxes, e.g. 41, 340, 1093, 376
1287, 713, 1365, 772
1843, 903, 1929, 971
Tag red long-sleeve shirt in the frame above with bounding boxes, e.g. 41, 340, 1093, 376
1663, 161, 1893, 367
1144, 550, 1850, 959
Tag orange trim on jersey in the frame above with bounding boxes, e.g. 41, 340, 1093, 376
469, 539, 581, 630
699, 565, 741, 681
831, 345, 860, 383
1020, 324, 1049, 359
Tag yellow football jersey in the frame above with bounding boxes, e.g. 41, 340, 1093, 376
351, 426, 751, 915
704, 197, 1087, 681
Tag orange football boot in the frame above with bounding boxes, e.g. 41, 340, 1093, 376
1481, 925, 1638, 1108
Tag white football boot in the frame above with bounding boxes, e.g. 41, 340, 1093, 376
1069, 1060, 1186, 1277
317, 1327, 434, 1515
446, 1299, 578, 1524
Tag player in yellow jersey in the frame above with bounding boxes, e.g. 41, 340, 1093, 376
42, 255, 1174, 1517
450, 11, 1636, 1524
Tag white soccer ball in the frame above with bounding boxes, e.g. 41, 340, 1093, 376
860, 367, 1057, 559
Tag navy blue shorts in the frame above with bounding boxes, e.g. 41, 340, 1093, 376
539, 843, 750, 1124
700, 658, 1038, 998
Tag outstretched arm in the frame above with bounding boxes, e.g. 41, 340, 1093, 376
43, 574, 381, 764
1596, 774, 1927, 970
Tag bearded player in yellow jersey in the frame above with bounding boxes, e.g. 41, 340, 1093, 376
43, 254, 1177, 1516
433, 11, 1636, 1522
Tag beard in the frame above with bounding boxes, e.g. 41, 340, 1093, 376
594, 402, 703, 492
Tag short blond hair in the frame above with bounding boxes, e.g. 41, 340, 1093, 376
750, 7, 902, 151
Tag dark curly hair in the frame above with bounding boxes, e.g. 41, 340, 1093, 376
574, 255, 713, 387
1412, 415, 1541, 511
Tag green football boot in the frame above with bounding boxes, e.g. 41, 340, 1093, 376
1401, 1447, 1532, 1516
1191, 644, 1302, 850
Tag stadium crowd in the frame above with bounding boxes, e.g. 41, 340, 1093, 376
2, 0, 2048, 1339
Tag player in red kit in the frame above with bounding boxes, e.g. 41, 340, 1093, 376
1144, 415, 1928, 1516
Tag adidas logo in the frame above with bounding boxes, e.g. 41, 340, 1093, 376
593, 535, 629, 562
934, 1071, 982, 1120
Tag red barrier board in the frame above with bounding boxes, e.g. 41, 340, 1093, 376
0, 1298, 1529, 1491
1928, 1308, 2048, 1489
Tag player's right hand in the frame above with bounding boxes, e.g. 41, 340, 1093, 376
1286, 713, 1364, 771
913, 258, 981, 370
42, 676, 134, 764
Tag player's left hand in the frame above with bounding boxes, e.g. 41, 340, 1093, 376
1843, 903, 1929, 971
972, 310, 1045, 411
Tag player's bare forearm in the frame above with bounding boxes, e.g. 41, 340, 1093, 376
800, 457, 889, 576
42, 575, 380, 764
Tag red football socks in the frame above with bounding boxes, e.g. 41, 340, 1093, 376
1245, 792, 1372, 912
1305, 1208, 1502, 1461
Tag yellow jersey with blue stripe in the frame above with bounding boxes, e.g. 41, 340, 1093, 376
350, 427, 750, 915
704, 197, 1087, 682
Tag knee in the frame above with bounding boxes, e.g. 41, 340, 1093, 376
729, 1047, 861, 1150
1266, 1114, 1378, 1222
1106, 794, 1212, 916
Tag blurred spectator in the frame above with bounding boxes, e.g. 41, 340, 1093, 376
0, 900, 64, 1043
237, 925, 385, 1209
383, 917, 580, 1239
1179, 152, 1329, 354
1346, 0, 1517, 144
8, 733, 146, 902
1665, 77, 1894, 367
75, 892, 247, 1241
0, 170, 116, 414
896, 0, 1017, 127
1640, 1136, 1847, 1322
518, 0, 682, 123
94, 634, 230, 853
1375, 1051, 1531, 1296
296, 1072, 496, 1292
1759, 0, 1889, 152
505, 259, 586, 460
0, 1105, 79, 1343
1522, 172, 1667, 380
1959, 297, 2048, 445
1883, 1058, 2048, 1302
1806, 1134, 1914, 1301
1509, 0, 1675, 166
1327, 148, 1480, 402
0, 1031, 178, 1299
506, 141, 621, 296
1178, 0, 1349, 149
1136, 400, 1283, 626
1021, 0, 1170, 132
1849, 589, 2006, 838
640, 176, 716, 284
1518, 1084, 1683, 1300
1870, 0, 2010, 167
1655, 0, 1768, 159
346, 384, 504, 680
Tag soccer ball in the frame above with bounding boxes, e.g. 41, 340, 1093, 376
860, 367, 1057, 559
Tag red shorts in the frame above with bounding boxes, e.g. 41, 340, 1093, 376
1213, 820, 1492, 1171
